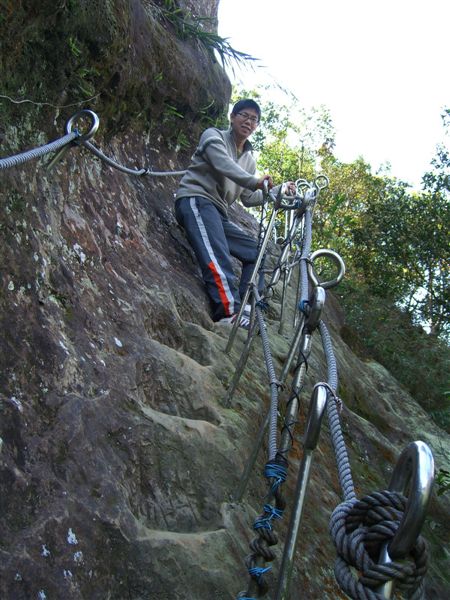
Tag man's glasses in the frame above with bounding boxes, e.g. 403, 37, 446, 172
236, 112, 259, 125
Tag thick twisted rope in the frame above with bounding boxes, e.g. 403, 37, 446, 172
0, 132, 78, 170
254, 298, 280, 462
236, 295, 288, 599
320, 320, 356, 501
330, 491, 428, 599
319, 320, 429, 598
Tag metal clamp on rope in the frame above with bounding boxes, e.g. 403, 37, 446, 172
308, 249, 345, 290
304, 286, 325, 333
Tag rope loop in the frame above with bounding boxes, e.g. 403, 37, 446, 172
330, 491, 428, 599
315, 381, 344, 413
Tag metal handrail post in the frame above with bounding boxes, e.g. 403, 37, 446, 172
277, 331, 312, 457
225, 204, 279, 354
232, 411, 270, 502
275, 384, 328, 600
278, 268, 290, 335
279, 315, 305, 385
223, 313, 259, 407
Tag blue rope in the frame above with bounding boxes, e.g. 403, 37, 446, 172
299, 299, 309, 313
253, 503, 284, 531
248, 566, 271, 583
264, 460, 287, 493
255, 299, 269, 311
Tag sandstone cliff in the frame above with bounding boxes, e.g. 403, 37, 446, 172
0, 2, 449, 599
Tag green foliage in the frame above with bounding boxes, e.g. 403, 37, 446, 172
338, 280, 450, 431
154, 1, 257, 69
436, 468, 450, 496
249, 89, 449, 341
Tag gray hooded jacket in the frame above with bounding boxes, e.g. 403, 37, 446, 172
175, 127, 264, 216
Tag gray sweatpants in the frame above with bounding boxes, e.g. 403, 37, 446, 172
175, 196, 262, 321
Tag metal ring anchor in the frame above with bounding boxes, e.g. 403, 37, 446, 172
314, 174, 329, 190
388, 440, 434, 559
65, 109, 100, 142
308, 249, 345, 289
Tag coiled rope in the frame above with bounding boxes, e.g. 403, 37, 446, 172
254, 294, 280, 463
330, 490, 428, 599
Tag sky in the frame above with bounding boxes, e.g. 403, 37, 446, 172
218, 0, 450, 189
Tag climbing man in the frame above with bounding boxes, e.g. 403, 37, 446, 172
175, 98, 293, 327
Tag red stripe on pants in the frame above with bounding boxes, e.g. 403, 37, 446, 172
208, 260, 231, 316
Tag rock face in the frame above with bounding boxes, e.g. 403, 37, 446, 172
0, 2, 449, 599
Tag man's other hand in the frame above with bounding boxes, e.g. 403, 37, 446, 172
256, 175, 274, 190
283, 181, 297, 196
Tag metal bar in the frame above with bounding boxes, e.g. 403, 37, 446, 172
225, 205, 279, 354
279, 314, 305, 385
278, 332, 312, 456
232, 411, 270, 502
275, 385, 328, 600
223, 317, 259, 407
278, 268, 290, 335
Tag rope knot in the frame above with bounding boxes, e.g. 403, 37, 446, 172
264, 460, 287, 493
248, 566, 271, 583
316, 381, 344, 413
330, 492, 428, 599
253, 504, 284, 531
255, 299, 269, 312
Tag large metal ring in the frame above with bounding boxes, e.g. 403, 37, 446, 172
314, 174, 329, 190
388, 441, 434, 559
295, 178, 312, 196
65, 109, 100, 141
308, 249, 345, 289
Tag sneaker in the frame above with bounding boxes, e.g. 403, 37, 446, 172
216, 315, 235, 325
243, 304, 252, 318
216, 312, 250, 330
